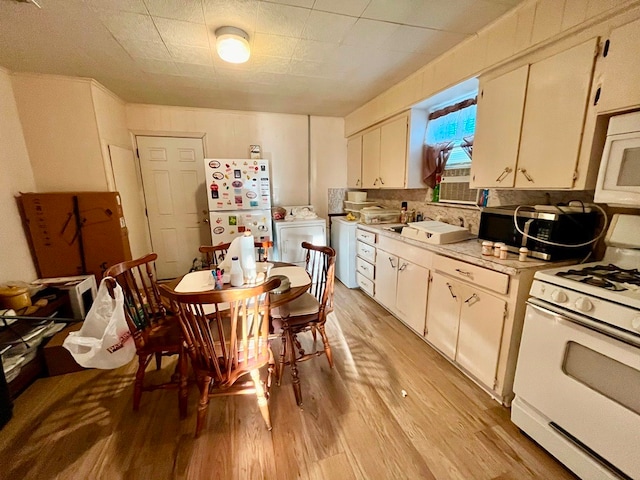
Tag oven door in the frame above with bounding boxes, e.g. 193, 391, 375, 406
514, 300, 640, 478
595, 132, 640, 206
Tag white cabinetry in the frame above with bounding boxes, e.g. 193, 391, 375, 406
351, 109, 427, 189
374, 236, 431, 335
347, 135, 363, 188
427, 273, 506, 387
471, 38, 598, 190
355, 228, 376, 296
597, 18, 640, 114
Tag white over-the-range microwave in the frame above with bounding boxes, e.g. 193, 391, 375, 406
594, 110, 640, 207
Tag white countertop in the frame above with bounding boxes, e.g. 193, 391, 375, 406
356, 223, 576, 275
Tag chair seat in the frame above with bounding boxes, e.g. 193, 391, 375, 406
271, 293, 319, 319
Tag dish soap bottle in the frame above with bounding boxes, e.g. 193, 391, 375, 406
432, 174, 441, 202
230, 256, 244, 287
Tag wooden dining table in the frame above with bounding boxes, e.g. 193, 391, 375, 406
162, 261, 311, 309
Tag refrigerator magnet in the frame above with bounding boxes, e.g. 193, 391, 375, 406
213, 226, 224, 234
232, 180, 243, 188
246, 191, 257, 199
213, 172, 223, 180
209, 160, 220, 168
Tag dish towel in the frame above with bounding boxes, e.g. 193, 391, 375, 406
218, 236, 243, 272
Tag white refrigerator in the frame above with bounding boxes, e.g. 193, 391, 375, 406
204, 158, 273, 244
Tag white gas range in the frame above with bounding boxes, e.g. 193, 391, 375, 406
512, 214, 640, 480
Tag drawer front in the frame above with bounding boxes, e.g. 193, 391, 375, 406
357, 241, 376, 263
377, 235, 433, 269
356, 257, 375, 281
356, 272, 374, 296
356, 229, 376, 245
433, 255, 509, 294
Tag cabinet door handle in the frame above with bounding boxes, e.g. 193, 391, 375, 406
379, 177, 385, 185
464, 293, 479, 305
495, 167, 512, 182
518, 168, 534, 182
374, 178, 379, 186
356, 178, 361, 186
398, 262, 407, 272
388, 257, 396, 269
446, 282, 457, 299
455, 268, 472, 278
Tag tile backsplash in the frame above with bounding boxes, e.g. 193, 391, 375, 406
329, 188, 595, 236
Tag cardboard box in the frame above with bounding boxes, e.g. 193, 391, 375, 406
43, 323, 86, 376
19, 192, 132, 278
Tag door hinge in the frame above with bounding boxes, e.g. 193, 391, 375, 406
503, 304, 508, 320
136, 148, 140, 158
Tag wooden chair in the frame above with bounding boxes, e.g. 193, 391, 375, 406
271, 242, 336, 406
199, 240, 274, 268
199, 243, 231, 268
104, 253, 188, 418
160, 277, 281, 437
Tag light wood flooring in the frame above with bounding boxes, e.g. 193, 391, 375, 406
0, 282, 576, 479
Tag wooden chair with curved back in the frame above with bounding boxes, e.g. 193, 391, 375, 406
104, 253, 188, 418
199, 240, 274, 268
160, 277, 281, 437
271, 242, 336, 406
199, 243, 231, 268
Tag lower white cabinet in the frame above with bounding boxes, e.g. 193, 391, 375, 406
375, 247, 429, 335
426, 272, 507, 388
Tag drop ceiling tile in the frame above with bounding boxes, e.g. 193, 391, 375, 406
143, 0, 205, 23
249, 55, 292, 74
361, 0, 422, 25
342, 18, 399, 48
167, 44, 212, 65
288, 59, 337, 78
312, 0, 370, 17
175, 62, 216, 78
301, 10, 356, 43
96, 10, 163, 43
119, 39, 172, 60
411, 30, 470, 56
256, 2, 311, 37
412, 0, 512, 33
85, 0, 148, 15
154, 17, 210, 47
267, 0, 315, 7
202, 0, 259, 34
135, 58, 179, 74
292, 39, 339, 63
252, 33, 298, 58
386, 26, 442, 53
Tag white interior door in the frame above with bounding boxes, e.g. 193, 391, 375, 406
108, 145, 152, 260
137, 136, 209, 279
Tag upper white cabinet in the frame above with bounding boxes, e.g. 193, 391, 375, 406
347, 135, 363, 188
349, 109, 428, 189
596, 18, 640, 114
471, 38, 598, 190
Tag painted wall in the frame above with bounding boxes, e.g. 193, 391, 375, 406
310, 116, 347, 221
11, 73, 108, 191
0, 67, 37, 283
125, 104, 312, 207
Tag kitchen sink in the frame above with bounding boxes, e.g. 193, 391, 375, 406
385, 225, 405, 233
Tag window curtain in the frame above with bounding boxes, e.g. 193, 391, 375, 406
422, 141, 454, 188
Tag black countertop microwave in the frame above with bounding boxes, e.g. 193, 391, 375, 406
478, 206, 600, 260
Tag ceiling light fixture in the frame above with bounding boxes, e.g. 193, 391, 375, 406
215, 27, 250, 64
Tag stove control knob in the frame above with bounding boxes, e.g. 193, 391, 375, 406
575, 297, 593, 312
632, 317, 640, 331
551, 289, 568, 303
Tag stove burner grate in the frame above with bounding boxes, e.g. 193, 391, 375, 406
555, 264, 639, 292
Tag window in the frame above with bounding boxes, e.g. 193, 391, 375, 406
425, 95, 477, 169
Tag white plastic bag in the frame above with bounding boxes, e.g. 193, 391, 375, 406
63, 277, 136, 369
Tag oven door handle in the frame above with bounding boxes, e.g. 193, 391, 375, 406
526, 299, 640, 348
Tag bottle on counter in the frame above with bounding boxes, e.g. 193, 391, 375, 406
499, 245, 509, 260
230, 256, 244, 287
493, 242, 504, 257
481, 241, 494, 256
519, 247, 529, 261
432, 174, 441, 202
399, 201, 408, 223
